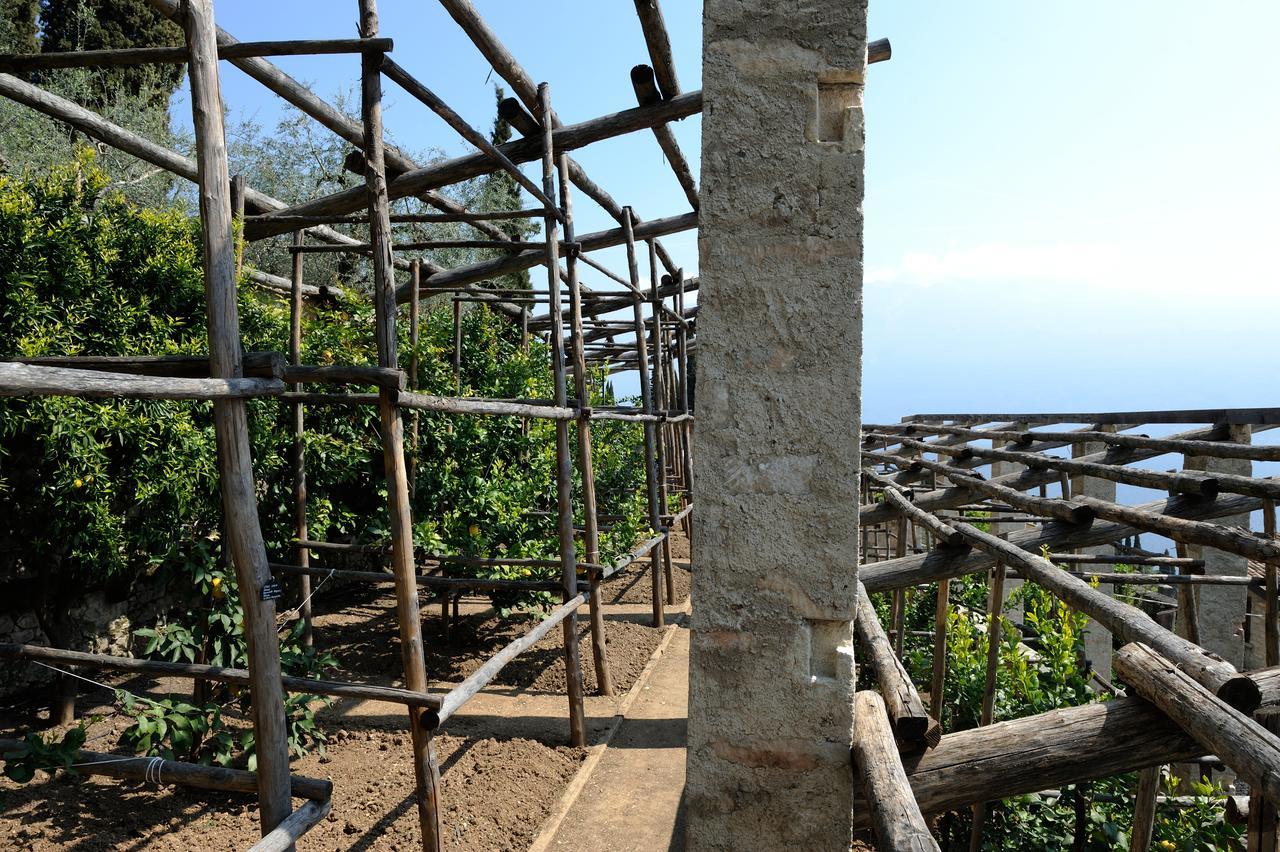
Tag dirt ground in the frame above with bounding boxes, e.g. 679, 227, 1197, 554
0, 531, 692, 851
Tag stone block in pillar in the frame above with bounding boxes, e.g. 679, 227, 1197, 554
686, 1, 867, 848
1183, 424, 1252, 667
1072, 427, 1118, 687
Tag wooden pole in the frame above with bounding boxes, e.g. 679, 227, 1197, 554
184, 0, 292, 835
538, 82, 587, 747
892, 515, 908, 657
854, 583, 940, 750
1129, 765, 1161, 852
851, 691, 941, 851
356, 2, 441, 847
929, 577, 950, 722
649, 241, 676, 606
1266, 498, 1278, 667
623, 209, 665, 627
1248, 709, 1280, 852
1175, 541, 1201, 646
408, 260, 421, 503
290, 230, 312, 647
1114, 642, 1280, 805
557, 152, 614, 697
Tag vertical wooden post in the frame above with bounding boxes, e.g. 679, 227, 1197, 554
1248, 709, 1280, 852
408, 260, 421, 503
648, 241, 675, 605
556, 152, 614, 697
968, 563, 1009, 851
537, 82, 586, 747
183, 0, 292, 836
1265, 498, 1278, 667
929, 577, 950, 721
1129, 765, 1161, 852
1175, 541, 1201, 646
623, 208, 665, 627
892, 515, 907, 657
356, 2, 441, 847
451, 296, 463, 392
290, 230, 312, 648
230, 174, 245, 280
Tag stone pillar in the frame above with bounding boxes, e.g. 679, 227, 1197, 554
1072, 427, 1118, 686
1184, 425, 1252, 667
686, 1, 866, 848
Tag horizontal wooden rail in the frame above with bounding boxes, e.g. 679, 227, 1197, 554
269, 562, 568, 595
903, 408, 1280, 426
434, 594, 586, 726
0, 738, 332, 800
0, 362, 282, 400
248, 797, 332, 852
0, 643, 440, 710
0, 38, 393, 72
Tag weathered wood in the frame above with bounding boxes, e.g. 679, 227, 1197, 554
289, 231, 311, 648
630, 64, 698, 211
1174, 542, 1201, 646
1266, 499, 1279, 668
632, 0, 681, 99
14, 352, 283, 378
868, 37, 892, 64
905, 408, 1280, 426
622, 209, 666, 628
247, 797, 332, 852
0, 38, 392, 71
851, 696, 1206, 829
397, 211, 698, 301
979, 563, 1006, 727
1064, 572, 1254, 586
860, 493, 1264, 595
0, 362, 282, 399
881, 486, 969, 548
851, 691, 941, 851
1249, 709, 1280, 852
381, 56, 561, 217
244, 94, 703, 241
929, 577, 950, 722
356, 3, 440, 848
1129, 765, 1161, 852
0, 738, 331, 800
537, 83, 587, 749
284, 364, 405, 389
395, 390, 576, 420
556, 152, 614, 698
435, 0, 680, 275
1073, 494, 1280, 564
1048, 553, 1204, 569
269, 562, 567, 595
854, 583, 939, 750
184, 0, 292, 834
434, 594, 586, 726
1114, 642, 1280, 805
0, 642, 440, 709
951, 521, 1260, 710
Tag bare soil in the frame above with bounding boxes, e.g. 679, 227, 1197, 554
0, 531, 691, 851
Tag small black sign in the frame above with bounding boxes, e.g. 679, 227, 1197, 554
260, 579, 284, 602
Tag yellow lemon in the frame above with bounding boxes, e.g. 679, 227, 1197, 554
468, 524, 480, 537
211, 577, 225, 599
73, 478, 83, 489
1158, 842, 1175, 851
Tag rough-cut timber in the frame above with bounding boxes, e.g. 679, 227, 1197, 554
1114, 642, 1280, 806
854, 583, 939, 750
852, 696, 1205, 829
687, 0, 867, 847
851, 691, 941, 851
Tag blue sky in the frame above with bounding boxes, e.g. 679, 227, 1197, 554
192, 1, 1279, 428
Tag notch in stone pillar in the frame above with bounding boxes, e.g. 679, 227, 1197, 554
814, 71, 865, 144
808, 618, 855, 683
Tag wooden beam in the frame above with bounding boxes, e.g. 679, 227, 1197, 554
951, 522, 1259, 710
184, 0, 292, 832
1115, 642, 1280, 805
851, 691, 941, 851
0, 362, 283, 399
854, 582, 940, 750
0, 38, 392, 72
247, 797, 332, 852
904, 408, 1280, 426
244, 92, 703, 241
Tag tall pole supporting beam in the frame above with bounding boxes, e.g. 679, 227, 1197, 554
538, 83, 587, 747
356, 2, 441, 847
183, 0, 292, 836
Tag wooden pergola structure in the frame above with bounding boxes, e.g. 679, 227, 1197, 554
0, 0, 753, 847
852, 409, 1280, 851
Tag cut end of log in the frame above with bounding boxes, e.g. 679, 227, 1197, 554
1218, 676, 1262, 713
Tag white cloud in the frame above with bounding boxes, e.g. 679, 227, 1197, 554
866, 231, 1277, 297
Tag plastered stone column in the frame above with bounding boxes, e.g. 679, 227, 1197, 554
1071, 427, 1118, 686
686, 1, 866, 848
1184, 425, 1252, 667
